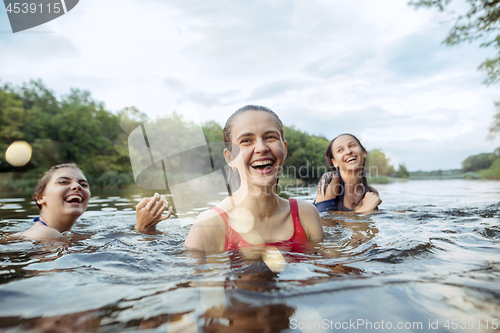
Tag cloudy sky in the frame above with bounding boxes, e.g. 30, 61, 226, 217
1, 0, 498, 171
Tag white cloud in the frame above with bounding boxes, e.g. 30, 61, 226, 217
1, 0, 498, 171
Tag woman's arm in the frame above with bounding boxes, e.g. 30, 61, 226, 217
297, 201, 324, 241
134, 193, 173, 231
185, 210, 226, 252
315, 172, 340, 203
354, 192, 381, 213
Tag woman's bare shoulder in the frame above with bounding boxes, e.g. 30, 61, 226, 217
21, 225, 61, 240
184, 208, 226, 252
295, 200, 324, 241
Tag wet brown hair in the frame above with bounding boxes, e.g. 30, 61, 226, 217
222, 105, 285, 151
33, 163, 84, 210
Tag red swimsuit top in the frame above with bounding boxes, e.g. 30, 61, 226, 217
212, 199, 309, 253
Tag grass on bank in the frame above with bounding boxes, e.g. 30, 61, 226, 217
478, 159, 500, 180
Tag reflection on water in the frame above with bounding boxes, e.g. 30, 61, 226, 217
0, 180, 499, 332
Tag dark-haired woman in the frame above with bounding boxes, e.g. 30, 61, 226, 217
314, 134, 381, 213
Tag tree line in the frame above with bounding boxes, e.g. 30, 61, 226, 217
0, 80, 404, 192
461, 147, 500, 179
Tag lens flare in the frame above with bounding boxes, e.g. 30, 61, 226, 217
262, 247, 286, 273
5, 141, 32, 167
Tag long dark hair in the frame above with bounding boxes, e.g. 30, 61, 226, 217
222, 105, 285, 196
324, 134, 372, 211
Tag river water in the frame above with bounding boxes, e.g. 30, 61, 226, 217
0, 179, 499, 332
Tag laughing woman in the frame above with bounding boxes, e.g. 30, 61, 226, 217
135, 105, 324, 252
22, 164, 91, 239
314, 134, 381, 213
22, 163, 172, 240
184, 105, 323, 252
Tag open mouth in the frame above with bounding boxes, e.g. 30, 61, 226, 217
64, 194, 83, 203
345, 156, 357, 164
250, 159, 275, 173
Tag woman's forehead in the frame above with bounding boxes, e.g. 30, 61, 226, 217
50, 168, 86, 181
231, 111, 281, 136
333, 134, 357, 147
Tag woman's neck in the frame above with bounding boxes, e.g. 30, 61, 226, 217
339, 168, 365, 199
233, 184, 282, 220
339, 168, 362, 184
39, 210, 77, 233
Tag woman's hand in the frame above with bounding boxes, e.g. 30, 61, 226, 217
354, 192, 381, 213
315, 172, 340, 203
134, 193, 173, 231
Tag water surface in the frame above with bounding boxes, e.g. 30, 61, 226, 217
0, 179, 499, 332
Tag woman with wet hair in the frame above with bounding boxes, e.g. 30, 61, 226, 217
134, 105, 323, 252
181, 105, 323, 252
314, 134, 381, 213
22, 163, 172, 240
22, 163, 91, 239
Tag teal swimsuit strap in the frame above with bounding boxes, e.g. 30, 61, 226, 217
34, 217, 48, 227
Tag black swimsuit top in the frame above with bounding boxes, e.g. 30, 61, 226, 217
314, 172, 354, 212
314, 197, 353, 213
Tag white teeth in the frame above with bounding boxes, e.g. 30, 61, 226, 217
251, 160, 273, 167
346, 157, 356, 163
65, 195, 82, 203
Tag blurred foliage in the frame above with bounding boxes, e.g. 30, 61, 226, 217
488, 101, 500, 138
0, 80, 144, 192
283, 126, 330, 181
396, 164, 410, 178
479, 157, 500, 179
365, 149, 395, 177
465, 146, 500, 179
0, 79, 409, 193
462, 152, 495, 172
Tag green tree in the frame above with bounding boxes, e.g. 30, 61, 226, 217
365, 150, 395, 177
117, 106, 148, 134
202, 120, 225, 170
1, 80, 136, 188
0, 89, 25, 171
202, 120, 223, 144
282, 126, 329, 181
462, 152, 495, 171
488, 101, 500, 137
396, 164, 410, 178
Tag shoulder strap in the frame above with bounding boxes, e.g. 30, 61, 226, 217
289, 199, 300, 226
212, 207, 234, 251
212, 207, 229, 225
34, 217, 48, 227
